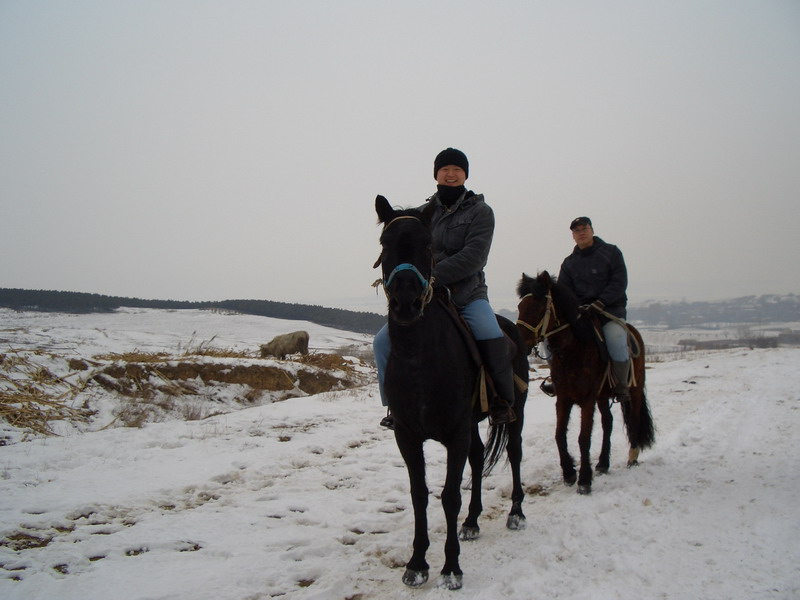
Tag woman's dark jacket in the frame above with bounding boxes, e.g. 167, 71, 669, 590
558, 236, 628, 319
421, 190, 493, 307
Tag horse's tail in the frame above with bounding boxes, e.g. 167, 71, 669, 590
621, 386, 656, 450
636, 388, 656, 449
482, 422, 510, 477
623, 326, 655, 450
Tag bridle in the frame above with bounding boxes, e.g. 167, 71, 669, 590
373, 215, 435, 309
516, 291, 571, 347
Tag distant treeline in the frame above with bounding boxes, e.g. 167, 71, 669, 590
0, 288, 386, 335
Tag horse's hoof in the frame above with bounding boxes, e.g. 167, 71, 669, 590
459, 525, 480, 541
577, 484, 592, 495
627, 459, 639, 468
506, 514, 527, 530
564, 473, 577, 486
436, 573, 463, 590
596, 466, 609, 475
402, 569, 429, 587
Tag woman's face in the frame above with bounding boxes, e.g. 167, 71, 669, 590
435, 165, 467, 187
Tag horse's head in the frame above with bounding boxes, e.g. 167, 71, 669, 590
516, 270, 588, 352
515, 271, 555, 351
375, 195, 436, 325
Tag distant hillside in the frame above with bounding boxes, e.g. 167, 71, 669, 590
628, 294, 800, 328
499, 293, 800, 329
0, 288, 386, 335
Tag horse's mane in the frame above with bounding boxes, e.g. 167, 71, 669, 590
516, 273, 544, 299
518, 272, 594, 344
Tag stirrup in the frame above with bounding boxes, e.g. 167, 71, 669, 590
612, 391, 631, 405
540, 379, 556, 397
379, 413, 395, 430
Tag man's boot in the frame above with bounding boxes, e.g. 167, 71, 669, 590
477, 338, 517, 425
611, 360, 631, 403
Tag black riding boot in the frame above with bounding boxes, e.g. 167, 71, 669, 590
379, 409, 395, 430
477, 338, 517, 425
611, 360, 631, 403
539, 357, 556, 396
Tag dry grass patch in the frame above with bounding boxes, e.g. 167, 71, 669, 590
0, 351, 94, 437
0, 390, 93, 436
93, 351, 170, 363
297, 351, 360, 374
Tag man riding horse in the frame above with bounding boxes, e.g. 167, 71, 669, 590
542, 216, 632, 403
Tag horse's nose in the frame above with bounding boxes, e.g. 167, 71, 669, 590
389, 296, 424, 324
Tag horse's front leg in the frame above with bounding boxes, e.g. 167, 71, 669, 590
596, 397, 613, 474
395, 435, 430, 587
438, 436, 469, 590
506, 417, 526, 530
459, 423, 484, 541
555, 399, 576, 485
577, 401, 595, 494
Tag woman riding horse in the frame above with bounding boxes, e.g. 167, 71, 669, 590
373, 148, 516, 427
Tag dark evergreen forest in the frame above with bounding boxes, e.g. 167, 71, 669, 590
0, 288, 386, 335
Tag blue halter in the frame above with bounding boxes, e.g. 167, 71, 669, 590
384, 263, 430, 290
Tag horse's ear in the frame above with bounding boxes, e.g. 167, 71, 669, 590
539, 270, 552, 285
375, 195, 394, 224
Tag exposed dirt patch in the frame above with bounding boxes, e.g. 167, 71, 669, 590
2, 349, 371, 437
92, 359, 356, 396
0, 531, 54, 551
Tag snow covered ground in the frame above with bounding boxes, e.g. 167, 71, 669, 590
1, 308, 798, 599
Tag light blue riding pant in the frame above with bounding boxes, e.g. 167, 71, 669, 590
373, 299, 503, 407
603, 320, 630, 362
541, 319, 629, 362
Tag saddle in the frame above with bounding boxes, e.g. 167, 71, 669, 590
586, 316, 641, 360
435, 292, 525, 413
585, 314, 640, 393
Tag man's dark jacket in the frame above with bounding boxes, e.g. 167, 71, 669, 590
558, 236, 628, 319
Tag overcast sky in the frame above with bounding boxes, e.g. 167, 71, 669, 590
2, 1, 799, 313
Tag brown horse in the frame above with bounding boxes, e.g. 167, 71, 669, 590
516, 271, 655, 494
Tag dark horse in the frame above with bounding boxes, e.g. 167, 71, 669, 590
375, 195, 529, 589
516, 271, 655, 494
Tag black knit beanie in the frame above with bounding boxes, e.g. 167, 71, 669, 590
433, 147, 469, 179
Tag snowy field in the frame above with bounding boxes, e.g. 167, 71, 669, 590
1, 308, 799, 599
